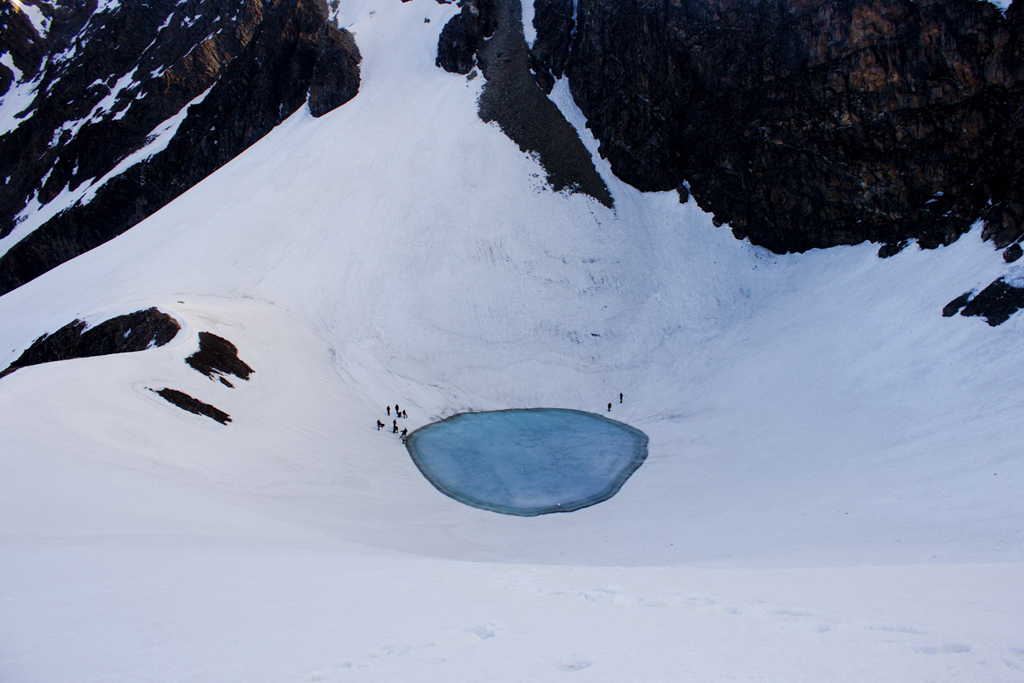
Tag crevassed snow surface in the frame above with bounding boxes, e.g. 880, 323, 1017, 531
0, 1, 1022, 681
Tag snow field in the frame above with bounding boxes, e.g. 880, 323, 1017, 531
0, 0, 1022, 680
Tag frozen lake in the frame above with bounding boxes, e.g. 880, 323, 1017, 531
405, 408, 649, 516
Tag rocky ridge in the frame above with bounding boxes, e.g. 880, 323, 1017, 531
436, 0, 497, 74
437, 0, 1024, 323
0, 0, 361, 295
528, 0, 1024, 258
0, 307, 180, 378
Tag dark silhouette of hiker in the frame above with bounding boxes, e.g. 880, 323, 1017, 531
393, 419, 397, 430
393, 424, 399, 433
607, 402, 612, 412
401, 428, 408, 438
395, 404, 400, 415
619, 393, 623, 403
376, 420, 384, 430
402, 409, 407, 418
387, 405, 391, 416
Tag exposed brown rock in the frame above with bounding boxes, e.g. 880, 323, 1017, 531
528, 0, 1024, 253
436, 0, 497, 74
308, 25, 362, 117
0, 307, 180, 378
958, 277, 1024, 326
151, 387, 232, 424
942, 291, 972, 317
185, 332, 254, 387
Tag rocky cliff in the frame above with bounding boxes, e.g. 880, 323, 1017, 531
436, 0, 497, 73
528, 0, 1024, 256
0, 0, 360, 295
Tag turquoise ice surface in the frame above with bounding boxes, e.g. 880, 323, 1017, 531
405, 408, 648, 516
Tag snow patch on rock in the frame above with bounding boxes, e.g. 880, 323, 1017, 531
0, 83, 215, 259
0, 53, 42, 137
11, 0, 51, 37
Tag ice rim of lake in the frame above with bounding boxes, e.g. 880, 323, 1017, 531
405, 408, 650, 517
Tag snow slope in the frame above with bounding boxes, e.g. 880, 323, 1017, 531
1, 1, 1022, 681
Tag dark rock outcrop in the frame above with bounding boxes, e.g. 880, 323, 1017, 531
0, 307, 179, 378
0, 0, 360, 296
526, 0, 574, 93
942, 291, 973, 317
151, 387, 232, 424
185, 332, 254, 387
952, 277, 1024, 326
530, 0, 1024, 254
1003, 242, 1023, 263
476, 0, 613, 205
308, 25, 362, 117
436, 0, 497, 74
435, 0, 612, 204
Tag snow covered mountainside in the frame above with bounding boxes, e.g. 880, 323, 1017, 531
1, 0, 1023, 681
0, 0, 360, 294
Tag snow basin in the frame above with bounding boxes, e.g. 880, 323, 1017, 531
405, 408, 649, 516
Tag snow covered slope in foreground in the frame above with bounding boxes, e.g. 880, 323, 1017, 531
1, 1, 1022, 681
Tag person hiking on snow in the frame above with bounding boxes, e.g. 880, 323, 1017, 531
619, 393, 623, 403
387, 405, 391, 416
393, 423, 399, 433
607, 402, 612, 412
402, 409, 407, 418
401, 427, 408, 438
376, 420, 384, 430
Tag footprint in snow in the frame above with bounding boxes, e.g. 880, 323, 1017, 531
558, 659, 592, 672
915, 643, 972, 655
866, 624, 930, 635
468, 622, 499, 640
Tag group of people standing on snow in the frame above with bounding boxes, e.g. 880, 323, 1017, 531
376, 403, 409, 442
377, 394, 623, 440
